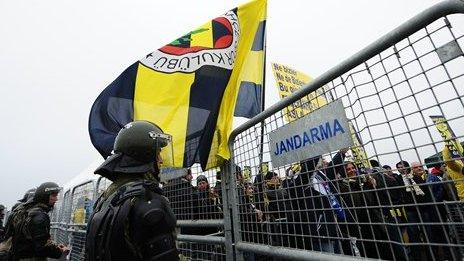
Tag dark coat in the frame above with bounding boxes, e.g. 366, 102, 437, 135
284, 152, 346, 249
164, 177, 196, 220
85, 180, 179, 261
239, 191, 264, 244
11, 203, 62, 260
193, 189, 223, 221
400, 175, 433, 215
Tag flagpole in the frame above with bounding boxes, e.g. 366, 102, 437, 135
258, 23, 267, 167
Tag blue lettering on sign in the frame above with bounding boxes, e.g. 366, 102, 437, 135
293, 135, 302, 149
286, 138, 294, 151
310, 127, 320, 143
333, 119, 345, 135
319, 122, 332, 140
279, 140, 287, 154
273, 119, 346, 156
303, 132, 311, 146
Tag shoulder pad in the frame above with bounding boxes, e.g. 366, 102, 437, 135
27, 207, 45, 216
111, 181, 145, 206
28, 208, 49, 224
144, 180, 164, 195
111, 180, 164, 206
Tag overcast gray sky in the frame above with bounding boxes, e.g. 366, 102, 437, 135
0, 0, 442, 209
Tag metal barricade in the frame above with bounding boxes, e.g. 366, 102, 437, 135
50, 1, 464, 260
68, 228, 87, 261
164, 165, 229, 260
51, 177, 110, 261
227, 0, 464, 260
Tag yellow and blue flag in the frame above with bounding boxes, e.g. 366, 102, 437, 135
89, 0, 267, 170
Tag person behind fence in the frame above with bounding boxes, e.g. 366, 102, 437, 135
194, 175, 222, 220
383, 165, 402, 180
442, 145, 464, 257
239, 182, 263, 243
253, 163, 268, 215
239, 181, 266, 261
336, 161, 381, 258
262, 171, 289, 248
8, 182, 69, 261
282, 164, 300, 189
285, 149, 346, 253
374, 163, 409, 260
85, 120, 179, 261
426, 161, 455, 260
443, 146, 464, 201
397, 160, 433, 261
191, 175, 223, 261
263, 171, 287, 222
164, 168, 196, 220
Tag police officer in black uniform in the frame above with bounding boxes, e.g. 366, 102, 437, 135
85, 120, 179, 261
9, 182, 69, 260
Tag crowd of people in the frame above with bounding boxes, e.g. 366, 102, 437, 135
162, 146, 464, 261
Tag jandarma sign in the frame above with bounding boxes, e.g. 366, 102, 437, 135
269, 100, 353, 168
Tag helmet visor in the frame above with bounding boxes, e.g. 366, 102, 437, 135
149, 131, 175, 168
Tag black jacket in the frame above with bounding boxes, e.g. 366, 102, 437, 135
164, 177, 196, 220
193, 189, 223, 220
85, 180, 179, 261
284, 153, 346, 249
398, 174, 433, 214
11, 203, 62, 260
238, 192, 264, 244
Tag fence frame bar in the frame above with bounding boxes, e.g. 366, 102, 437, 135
227, 0, 464, 259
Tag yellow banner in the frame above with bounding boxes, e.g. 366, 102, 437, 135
430, 115, 463, 159
271, 63, 330, 123
348, 122, 371, 171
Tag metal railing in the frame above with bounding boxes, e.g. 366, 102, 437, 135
51, 1, 464, 260
227, 0, 464, 260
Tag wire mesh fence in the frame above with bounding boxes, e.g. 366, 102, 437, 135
164, 165, 227, 260
48, 1, 464, 260
51, 177, 110, 261
178, 241, 227, 261
69, 230, 87, 261
229, 2, 464, 260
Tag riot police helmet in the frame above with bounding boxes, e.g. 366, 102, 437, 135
33, 182, 61, 205
18, 188, 36, 203
95, 120, 174, 180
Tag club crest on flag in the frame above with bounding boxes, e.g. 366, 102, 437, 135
141, 11, 240, 73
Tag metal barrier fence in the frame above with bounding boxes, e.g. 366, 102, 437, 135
50, 1, 464, 260
51, 177, 111, 261
164, 166, 228, 261
226, 0, 464, 260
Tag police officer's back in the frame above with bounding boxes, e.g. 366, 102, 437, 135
85, 121, 179, 261
9, 182, 68, 261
